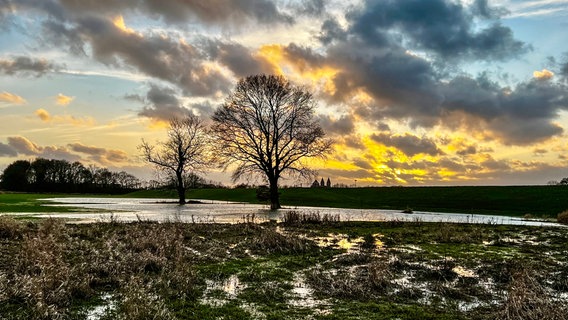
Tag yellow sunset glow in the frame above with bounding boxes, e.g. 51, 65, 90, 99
533, 69, 554, 80
113, 15, 135, 34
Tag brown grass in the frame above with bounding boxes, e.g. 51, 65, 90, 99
497, 265, 568, 320
281, 210, 340, 225
557, 210, 568, 224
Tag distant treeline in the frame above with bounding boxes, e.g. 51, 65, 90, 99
0, 158, 141, 194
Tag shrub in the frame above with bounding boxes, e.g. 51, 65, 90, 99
557, 210, 568, 224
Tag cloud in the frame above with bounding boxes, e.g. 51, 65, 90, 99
1, 136, 127, 164
137, 84, 193, 122
0, 91, 26, 105
7, 136, 44, 155
371, 132, 443, 156
204, 39, 276, 78
317, 114, 355, 135
56, 93, 74, 106
35, 108, 51, 121
55, 0, 292, 27
533, 69, 554, 80
41, 15, 231, 96
0, 56, 61, 76
348, 0, 529, 61
0, 142, 17, 157
34, 108, 96, 126
68, 142, 129, 164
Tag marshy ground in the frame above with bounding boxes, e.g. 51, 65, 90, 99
0, 215, 567, 319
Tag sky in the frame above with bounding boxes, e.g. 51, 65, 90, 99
1, 0, 568, 186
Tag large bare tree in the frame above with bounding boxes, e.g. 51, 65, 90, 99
139, 115, 208, 204
211, 75, 332, 209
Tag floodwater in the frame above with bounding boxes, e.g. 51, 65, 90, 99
9, 197, 561, 227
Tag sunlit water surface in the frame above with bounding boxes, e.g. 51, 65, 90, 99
9, 197, 560, 227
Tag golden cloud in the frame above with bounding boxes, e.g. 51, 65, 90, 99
0, 91, 26, 105
35, 108, 95, 126
113, 15, 135, 34
533, 69, 554, 80
35, 108, 51, 121
56, 93, 75, 106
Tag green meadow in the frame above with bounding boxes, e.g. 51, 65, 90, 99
2, 185, 567, 217
128, 185, 568, 217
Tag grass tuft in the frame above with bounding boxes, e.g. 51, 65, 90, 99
557, 210, 568, 224
281, 210, 340, 225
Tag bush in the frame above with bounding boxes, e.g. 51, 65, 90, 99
557, 210, 568, 224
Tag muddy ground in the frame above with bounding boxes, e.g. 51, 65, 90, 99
0, 215, 567, 319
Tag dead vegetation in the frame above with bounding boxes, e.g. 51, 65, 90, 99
0, 217, 567, 319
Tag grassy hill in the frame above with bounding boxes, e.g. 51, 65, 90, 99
127, 185, 568, 217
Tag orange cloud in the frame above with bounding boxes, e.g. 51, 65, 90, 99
533, 69, 554, 80
35, 108, 95, 126
0, 91, 26, 105
56, 93, 75, 106
35, 108, 51, 121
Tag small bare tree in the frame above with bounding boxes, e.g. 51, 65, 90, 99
211, 75, 332, 209
138, 115, 208, 204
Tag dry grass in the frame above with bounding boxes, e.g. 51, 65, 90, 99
557, 210, 568, 224
281, 210, 340, 225
497, 265, 568, 320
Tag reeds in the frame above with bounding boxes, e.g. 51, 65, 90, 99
281, 210, 340, 225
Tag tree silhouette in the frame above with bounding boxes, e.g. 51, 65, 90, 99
211, 74, 332, 209
139, 115, 209, 204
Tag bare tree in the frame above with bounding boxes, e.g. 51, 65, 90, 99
139, 115, 209, 204
211, 74, 332, 209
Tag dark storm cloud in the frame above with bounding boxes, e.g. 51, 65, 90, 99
348, 0, 528, 61
327, 38, 442, 120
0, 142, 17, 157
440, 75, 568, 144
138, 84, 192, 122
204, 40, 275, 77
317, 18, 347, 45
370, 133, 442, 156
0, 56, 62, 76
309, 0, 567, 145
42, 16, 231, 96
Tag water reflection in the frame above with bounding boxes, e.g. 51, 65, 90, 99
17, 197, 562, 227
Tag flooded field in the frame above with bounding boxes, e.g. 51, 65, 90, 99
24, 197, 564, 227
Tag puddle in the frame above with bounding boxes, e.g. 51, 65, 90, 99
201, 274, 246, 306
11, 197, 563, 226
86, 293, 116, 320
452, 266, 477, 278
313, 233, 384, 253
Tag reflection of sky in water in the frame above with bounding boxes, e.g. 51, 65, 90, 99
11, 197, 563, 227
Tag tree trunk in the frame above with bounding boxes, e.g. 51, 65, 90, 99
269, 178, 280, 210
176, 171, 186, 205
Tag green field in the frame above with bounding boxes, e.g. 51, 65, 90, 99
2, 185, 567, 217
128, 186, 568, 217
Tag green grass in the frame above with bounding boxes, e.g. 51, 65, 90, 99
3, 185, 568, 217
130, 185, 568, 217
0, 192, 77, 213
0, 192, 112, 214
